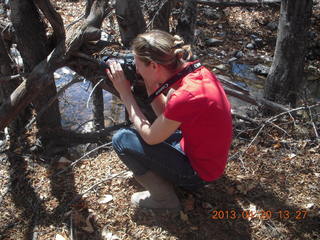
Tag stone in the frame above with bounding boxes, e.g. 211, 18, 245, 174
213, 64, 228, 71
205, 38, 223, 47
203, 9, 221, 20
246, 43, 255, 49
234, 50, 245, 58
252, 64, 270, 76
254, 38, 264, 48
266, 21, 278, 31
228, 57, 238, 63
196, 21, 207, 27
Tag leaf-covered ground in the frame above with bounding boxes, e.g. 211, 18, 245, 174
0, 1, 319, 239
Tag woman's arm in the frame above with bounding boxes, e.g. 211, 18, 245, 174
107, 61, 181, 145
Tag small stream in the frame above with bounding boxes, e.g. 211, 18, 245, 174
54, 62, 319, 130
54, 67, 125, 131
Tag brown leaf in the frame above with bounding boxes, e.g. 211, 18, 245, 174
182, 194, 195, 212
180, 211, 189, 222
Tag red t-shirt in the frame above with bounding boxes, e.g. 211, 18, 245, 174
163, 64, 232, 182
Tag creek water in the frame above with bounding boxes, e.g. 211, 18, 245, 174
54, 67, 125, 131
54, 63, 319, 130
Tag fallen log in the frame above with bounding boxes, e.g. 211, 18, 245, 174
193, 0, 281, 7
224, 86, 289, 113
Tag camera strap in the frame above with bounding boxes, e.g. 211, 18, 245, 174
147, 61, 202, 104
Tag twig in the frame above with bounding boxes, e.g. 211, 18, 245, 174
265, 103, 320, 124
232, 113, 259, 125
268, 122, 289, 136
240, 124, 266, 166
79, 171, 128, 198
308, 106, 319, 139
0, 73, 26, 82
54, 142, 112, 176
146, 0, 169, 30
86, 79, 104, 108
70, 214, 74, 240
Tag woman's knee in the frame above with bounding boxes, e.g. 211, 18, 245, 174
112, 128, 139, 154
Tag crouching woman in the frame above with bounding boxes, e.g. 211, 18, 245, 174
106, 30, 232, 211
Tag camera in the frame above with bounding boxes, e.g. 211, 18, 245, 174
101, 53, 139, 83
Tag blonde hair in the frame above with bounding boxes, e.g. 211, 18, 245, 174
132, 30, 192, 71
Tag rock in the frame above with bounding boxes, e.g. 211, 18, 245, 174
260, 55, 273, 63
250, 34, 259, 40
205, 38, 223, 47
234, 50, 245, 58
216, 32, 226, 38
246, 43, 255, 49
266, 21, 278, 31
213, 64, 228, 71
203, 9, 221, 20
228, 57, 237, 63
308, 31, 317, 40
252, 64, 270, 76
254, 38, 264, 48
196, 21, 207, 27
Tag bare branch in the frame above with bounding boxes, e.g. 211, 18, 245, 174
0, 74, 26, 82
33, 0, 65, 41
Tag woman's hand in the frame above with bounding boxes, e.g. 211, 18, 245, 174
106, 60, 132, 97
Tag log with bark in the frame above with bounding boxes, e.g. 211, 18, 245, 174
186, 0, 281, 7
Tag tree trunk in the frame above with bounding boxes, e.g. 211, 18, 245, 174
92, 85, 105, 130
10, 0, 62, 149
0, 24, 24, 148
264, 0, 313, 106
176, 0, 197, 44
149, 0, 175, 32
115, 0, 146, 47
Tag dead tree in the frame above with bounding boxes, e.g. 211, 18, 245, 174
0, 14, 35, 149
176, 0, 197, 44
92, 84, 105, 130
148, 0, 176, 31
115, 0, 146, 47
9, 0, 63, 150
264, 0, 313, 106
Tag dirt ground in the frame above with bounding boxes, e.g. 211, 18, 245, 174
0, 1, 319, 240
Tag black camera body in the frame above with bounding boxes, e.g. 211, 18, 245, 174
101, 53, 138, 83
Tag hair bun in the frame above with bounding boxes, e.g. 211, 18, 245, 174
173, 35, 185, 48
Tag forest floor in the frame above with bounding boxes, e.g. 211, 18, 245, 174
0, 1, 320, 240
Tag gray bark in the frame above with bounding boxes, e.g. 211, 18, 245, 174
188, 0, 281, 7
176, 0, 197, 44
264, 0, 313, 106
115, 0, 146, 47
149, 0, 175, 32
92, 85, 105, 130
0, 0, 110, 131
9, 0, 62, 147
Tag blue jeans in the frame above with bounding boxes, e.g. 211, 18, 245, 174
112, 128, 207, 190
